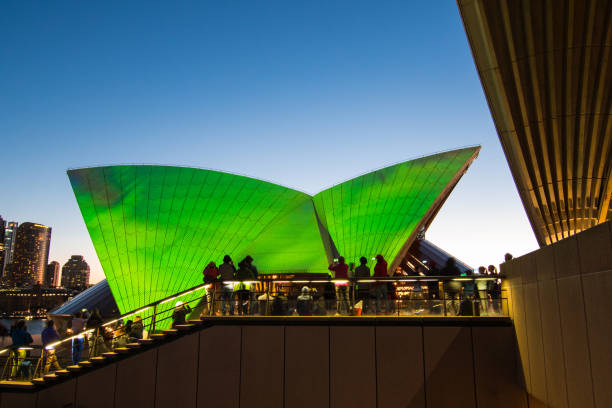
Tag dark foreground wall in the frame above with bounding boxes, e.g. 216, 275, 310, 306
502, 220, 612, 408
0, 319, 525, 408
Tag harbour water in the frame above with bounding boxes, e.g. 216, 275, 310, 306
0, 318, 45, 347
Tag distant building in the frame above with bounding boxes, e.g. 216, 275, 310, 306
9, 222, 52, 287
0, 216, 5, 277
61, 255, 90, 290
45, 261, 61, 287
3, 221, 18, 270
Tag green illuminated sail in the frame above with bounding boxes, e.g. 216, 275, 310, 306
68, 166, 329, 314
312, 147, 480, 268
68, 147, 479, 314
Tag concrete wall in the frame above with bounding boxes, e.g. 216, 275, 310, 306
0, 320, 525, 408
502, 220, 612, 408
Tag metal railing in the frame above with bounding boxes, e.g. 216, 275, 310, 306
0, 275, 506, 383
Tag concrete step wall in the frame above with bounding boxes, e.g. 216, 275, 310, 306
0, 321, 526, 408
502, 220, 612, 408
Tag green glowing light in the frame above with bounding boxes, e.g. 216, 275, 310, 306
313, 148, 478, 267
68, 147, 479, 315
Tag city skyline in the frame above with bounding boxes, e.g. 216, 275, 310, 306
0, 217, 89, 263
0, 217, 90, 288
1, 1, 539, 283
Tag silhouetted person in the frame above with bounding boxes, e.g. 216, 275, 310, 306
9, 320, 33, 378
329, 256, 349, 314
218, 255, 236, 315
200, 261, 219, 316
203, 261, 218, 284
244, 255, 259, 314
296, 286, 313, 316
236, 256, 256, 315
459, 269, 478, 316
271, 293, 288, 316
244, 255, 258, 278
70, 312, 87, 364
440, 258, 461, 315
41, 320, 61, 373
373, 254, 390, 314
354, 257, 371, 314
41, 320, 59, 348
487, 265, 502, 313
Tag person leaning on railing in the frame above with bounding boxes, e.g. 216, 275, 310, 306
218, 255, 236, 316
235, 256, 256, 316
459, 269, 479, 316
329, 256, 349, 315
440, 258, 462, 315
68, 312, 87, 365
203, 262, 218, 284
8, 320, 33, 379
372, 255, 391, 315
486, 265, 502, 313
202, 261, 219, 315
354, 257, 371, 314
41, 320, 61, 374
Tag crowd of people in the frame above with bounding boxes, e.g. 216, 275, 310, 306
1, 308, 150, 380
199, 253, 506, 318
0, 253, 507, 381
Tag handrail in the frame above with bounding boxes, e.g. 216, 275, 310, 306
0, 274, 506, 383
0, 274, 503, 355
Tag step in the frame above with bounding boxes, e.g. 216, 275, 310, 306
162, 329, 179, 335
32, 377, 46, 385
90, 356, 106, 364
176, 324, 196, 331
126, 343, 141, 349
102, 352, 119, 359
66, 365, 82, 373
55, 369, 71, 377
150, 333, 166, 341
114, 347, 131, 354
138, 338, 154, 345
78, 361, 93, 368
0, 380, 35, 389
188, 318, 204, 325
43, 373, 59, 381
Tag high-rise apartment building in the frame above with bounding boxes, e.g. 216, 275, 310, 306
61, 255, 90, 290
45, 261, 61, 288
9, 222, 51, 286
0, 216, 5, 278
3, 221, 18, 267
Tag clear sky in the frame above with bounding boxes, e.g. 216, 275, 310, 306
0, 1, 539, 283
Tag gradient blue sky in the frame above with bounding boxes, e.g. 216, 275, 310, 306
1, 1, 538, 283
